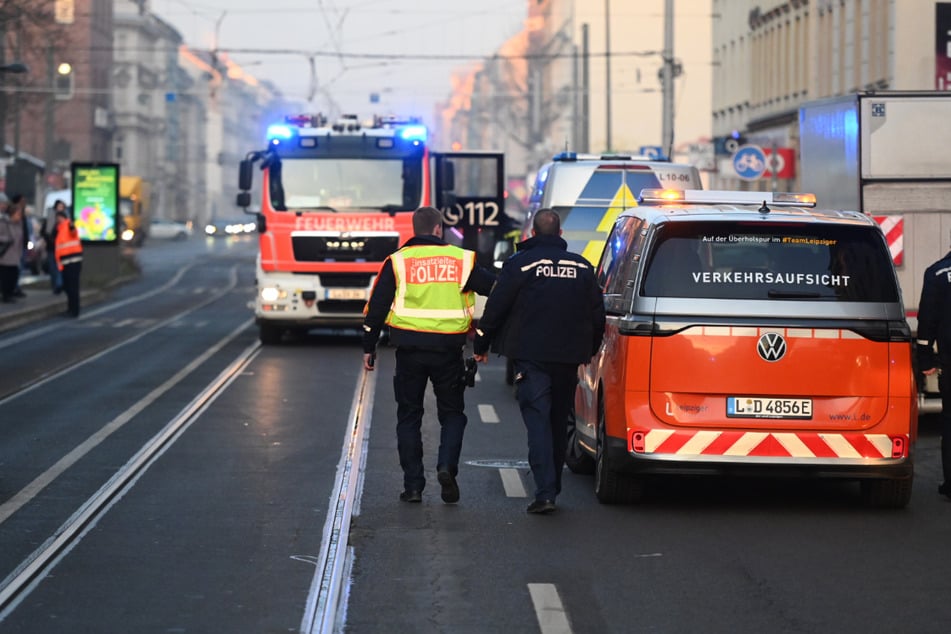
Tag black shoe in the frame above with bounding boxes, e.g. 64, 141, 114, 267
527, 499, 556, 514
437, 470, 459, 504
940, 483, 950, 499
12, 288, 25, 298
399, 490, 422, 503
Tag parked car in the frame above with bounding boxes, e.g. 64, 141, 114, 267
149, 219, 192, 240
204, 217, 256, 237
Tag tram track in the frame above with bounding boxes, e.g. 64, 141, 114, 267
0, 264, 242, 404
0, 336, 261, 619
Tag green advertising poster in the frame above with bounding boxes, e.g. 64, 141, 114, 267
71, 163, 120, 242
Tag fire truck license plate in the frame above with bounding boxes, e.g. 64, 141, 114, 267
726, 397, 813, 419
326, 289, 368, 300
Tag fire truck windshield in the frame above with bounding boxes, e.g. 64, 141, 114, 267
276, 157, 418, 212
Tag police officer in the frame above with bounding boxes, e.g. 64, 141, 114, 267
473, 208, 605, 514
917, 242, 951, 500
363, 206, 494, 504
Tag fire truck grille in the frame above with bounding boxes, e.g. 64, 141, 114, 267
292, 235, 400, 262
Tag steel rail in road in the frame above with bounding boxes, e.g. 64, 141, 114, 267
0, 335, 261, 619
0, 262, 200, 350
300, 364, 377, 634
0, 265, 241, 405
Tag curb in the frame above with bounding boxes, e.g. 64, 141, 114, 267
0, 274, 139, 335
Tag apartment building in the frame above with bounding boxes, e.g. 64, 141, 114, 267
712, 0, 946, 190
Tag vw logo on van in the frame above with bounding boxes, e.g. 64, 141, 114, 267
757, 332, 787, 362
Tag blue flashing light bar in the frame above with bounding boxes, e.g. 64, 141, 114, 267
267, 124, 293, 141
400, 125, 427, 142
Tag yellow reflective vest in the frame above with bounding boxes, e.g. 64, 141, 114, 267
386, 244, 476, 334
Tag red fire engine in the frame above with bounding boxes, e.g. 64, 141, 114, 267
236, 114, 505, 344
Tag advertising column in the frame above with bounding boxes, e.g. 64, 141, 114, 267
71, 162, 120, 283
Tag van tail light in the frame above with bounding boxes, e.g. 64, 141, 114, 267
630, 430, 646, 453
891, 436, 906, 459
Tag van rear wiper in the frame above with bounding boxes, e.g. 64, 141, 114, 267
767, 289, 822, 299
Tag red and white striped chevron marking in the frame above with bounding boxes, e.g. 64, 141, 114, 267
874, 215, 903, 266
630, 429, 906, 459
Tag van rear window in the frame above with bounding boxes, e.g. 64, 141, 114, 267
641, 222, 899, 302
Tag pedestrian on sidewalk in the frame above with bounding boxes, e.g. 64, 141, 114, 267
54, 207, 83, 317
0, 195, 25, 304
473, 208, 605, 515
362, 206, 495, 505
40, 199, 66, 294
8, 194, 28, 298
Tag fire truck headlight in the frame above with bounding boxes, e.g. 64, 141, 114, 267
261, 287, 283, 302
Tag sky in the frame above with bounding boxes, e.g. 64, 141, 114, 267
150, 0, 527, 119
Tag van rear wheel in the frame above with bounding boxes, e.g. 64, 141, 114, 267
860, 476, 913, 509
593, 398, 644, 504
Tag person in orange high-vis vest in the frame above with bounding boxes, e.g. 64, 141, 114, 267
362, 207, 495, 505
54, 208, 83, 317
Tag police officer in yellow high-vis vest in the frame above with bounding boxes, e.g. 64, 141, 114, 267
363, 206, 495, 504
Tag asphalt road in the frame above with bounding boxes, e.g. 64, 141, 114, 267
1, 234, 950, 633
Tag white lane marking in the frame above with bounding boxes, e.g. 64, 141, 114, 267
499, 468, 527, 498
528, 583, 572, 634
478, 403, 499, 424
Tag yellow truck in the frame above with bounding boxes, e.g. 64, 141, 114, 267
119, 176, 151, 246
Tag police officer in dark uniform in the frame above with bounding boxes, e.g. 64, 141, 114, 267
363, 206, 495, 504
917, 244, 951, 500
473, 208, 605, 514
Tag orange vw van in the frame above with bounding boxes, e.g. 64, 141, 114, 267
570, 189, 918, 508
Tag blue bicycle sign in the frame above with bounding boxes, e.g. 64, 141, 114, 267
732, 144, 767, 180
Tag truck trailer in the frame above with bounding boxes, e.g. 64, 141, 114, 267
798, 90, 951, 414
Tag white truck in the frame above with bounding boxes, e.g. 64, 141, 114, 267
798, 90, 951, 414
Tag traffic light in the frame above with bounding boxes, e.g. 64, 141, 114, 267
55, 62, 74, 100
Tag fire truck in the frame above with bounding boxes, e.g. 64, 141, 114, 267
236, 114, 505, 344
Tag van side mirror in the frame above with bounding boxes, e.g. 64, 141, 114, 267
236, 192, 251, 208
238, 159, 253, 191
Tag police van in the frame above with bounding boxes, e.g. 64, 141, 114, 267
522, 152, 702, 265
569, 189, 917, 508
501, 153, 702, 383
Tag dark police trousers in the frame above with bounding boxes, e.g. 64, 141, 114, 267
393, 347, 467, 493
62, 261, 82, 317
513, 359, 579, 502
940, 372, 951, 485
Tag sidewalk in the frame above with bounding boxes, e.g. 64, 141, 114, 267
0, 276, 106, 334
0, 249, 142, 334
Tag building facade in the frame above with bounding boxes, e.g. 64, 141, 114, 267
711, 0, 947, 190
437, 0, 714, 192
